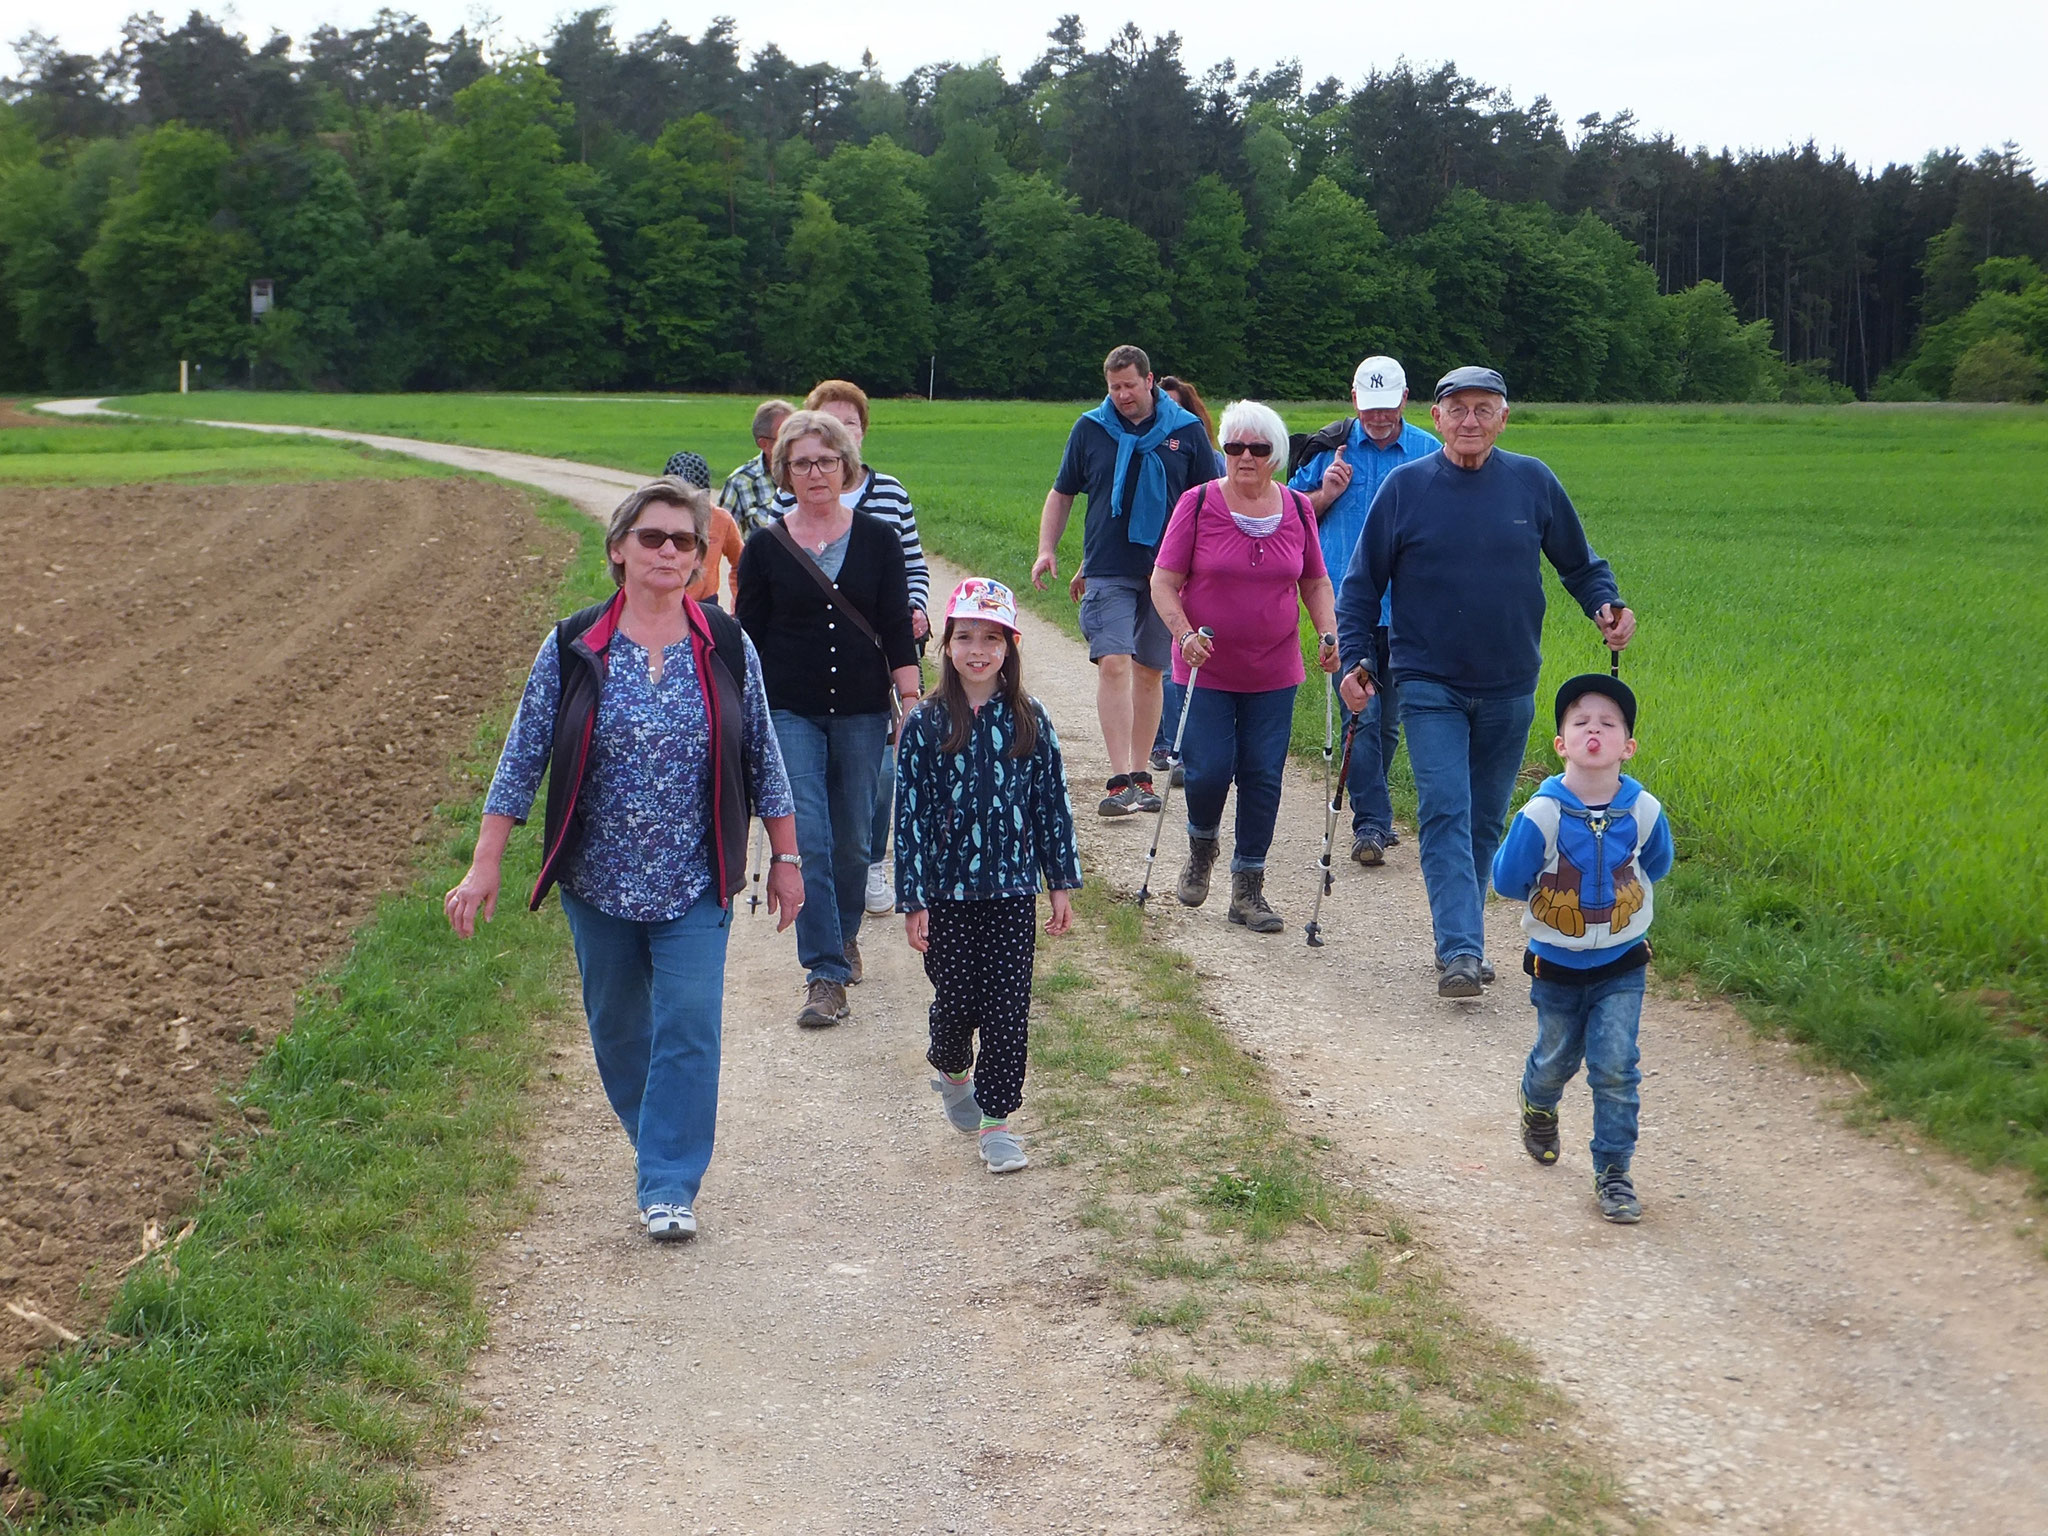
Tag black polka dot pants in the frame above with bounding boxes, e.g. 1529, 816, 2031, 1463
923, 894, 1038, 1120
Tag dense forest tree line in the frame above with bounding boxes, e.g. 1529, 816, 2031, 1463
2, 10, 2043, 400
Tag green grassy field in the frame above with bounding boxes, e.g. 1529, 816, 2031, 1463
111, 391, 2048, 1189
0, 415, 461, 484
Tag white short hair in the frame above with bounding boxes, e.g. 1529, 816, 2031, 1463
1217, 399, 1290, 480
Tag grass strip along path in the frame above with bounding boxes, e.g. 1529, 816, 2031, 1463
117, 392, 2048, 1204
2, 410, 1634, 1531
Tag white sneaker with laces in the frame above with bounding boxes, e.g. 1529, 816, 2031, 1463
643, 1203, 697, 1242
864, 861, 894, 915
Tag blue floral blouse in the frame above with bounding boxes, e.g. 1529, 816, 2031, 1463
485, 626, 793, 922
893, 695, 1083, 912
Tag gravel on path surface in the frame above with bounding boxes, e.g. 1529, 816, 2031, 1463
64, 407, 2045, 1535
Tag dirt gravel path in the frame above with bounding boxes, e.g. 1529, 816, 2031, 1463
50, 408, 2047, 1534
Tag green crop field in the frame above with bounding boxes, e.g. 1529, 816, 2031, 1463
113, 391, 2048, 1186
0, 415, 463, 484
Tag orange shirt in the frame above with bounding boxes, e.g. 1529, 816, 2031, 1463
688, 505, 746, 605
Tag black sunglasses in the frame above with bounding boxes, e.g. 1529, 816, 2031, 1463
631, 527, 704, 552
1222, 441, 1274, 459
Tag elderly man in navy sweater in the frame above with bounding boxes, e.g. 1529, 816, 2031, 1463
1336, 366, 1636, 999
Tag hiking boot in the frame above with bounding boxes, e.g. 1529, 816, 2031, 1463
1594, 1164, 1641, 1223
1098, 776, 1141, 817
1227, 869, 1284, 934
1350, 830, 1386, 866
843, 939, 863, 985
864, 860, 894, 915
1437, 955, 1484, 998
1520, 1094, 1561, 1166
978, 1125, 1029, 1174
1436, 955, 1496, 985
1128, 772, 1163, 814
643, 1203, 698, 1242
931, 1074, 980, 1134
1177, 834, 1220, 907
796, 977, 849, 1029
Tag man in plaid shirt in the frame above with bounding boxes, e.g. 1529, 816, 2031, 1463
720, 398, 794, 535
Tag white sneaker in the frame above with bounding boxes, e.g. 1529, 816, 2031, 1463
643, 1203, 697, 1242
864, 861, 894, 915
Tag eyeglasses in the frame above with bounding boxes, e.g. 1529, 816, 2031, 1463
1438, 404, 1502, 425
790, 454, 843, 477
1222, 441, 1273, 459
631, 527, 704, 552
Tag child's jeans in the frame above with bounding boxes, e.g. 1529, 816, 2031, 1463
1521, 965, 1646, 1171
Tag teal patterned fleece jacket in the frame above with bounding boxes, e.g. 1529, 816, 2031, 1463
892, 694, 1083, 912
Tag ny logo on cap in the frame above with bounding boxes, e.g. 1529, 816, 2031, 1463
1369, 373, 1385, 388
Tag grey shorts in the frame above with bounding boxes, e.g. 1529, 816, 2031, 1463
1078, 575, 1170, 672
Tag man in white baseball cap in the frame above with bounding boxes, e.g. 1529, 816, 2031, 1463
1287, 355, 1439, 867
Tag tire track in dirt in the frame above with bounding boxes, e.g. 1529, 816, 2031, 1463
77, 415, 2048, 1534
0, 477, 576, 1369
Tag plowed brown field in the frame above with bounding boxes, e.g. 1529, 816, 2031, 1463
0, 478, 574, 1370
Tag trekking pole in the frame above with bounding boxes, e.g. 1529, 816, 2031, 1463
1304, 701, 1359, 948
746, 818, 765, 915
1135, 627, 1212, 907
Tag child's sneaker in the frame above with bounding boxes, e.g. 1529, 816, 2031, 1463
931, 1074, 980, 1134
1519, 1094, 1560, 1165
978, 1124, 1029, 1174
643, 1203, 698, 1242
1593, 1165, 1641, 1223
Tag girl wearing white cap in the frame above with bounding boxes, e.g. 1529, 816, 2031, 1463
894, 578, 1082, 1173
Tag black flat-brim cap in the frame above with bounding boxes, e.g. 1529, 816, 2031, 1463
1554, 673, 1637, 734
1434, 365, 1509, 401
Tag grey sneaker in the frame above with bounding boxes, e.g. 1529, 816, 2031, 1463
1148, 748, 1174, 777
1128, 773, 1163, 814
1350, 830, 1386, 866
844, 939, 863, 985
931, 1074, 980, 1134
1520, 1094, 1561, 1165
1098, 777, 1141, 817
797, 977, 849, 1029
864, 861, 894, 915
1177, 834, 1220, 907
1436, 955, 1497, 985
1594, 1165, 1641, 1223
1227, 869, 1284, 934
644, 1203, 697, 1242
979, 1125, 1029, 1174
1438, 955, 1484, 998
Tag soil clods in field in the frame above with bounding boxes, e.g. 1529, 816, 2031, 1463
0, 478, 574, 1371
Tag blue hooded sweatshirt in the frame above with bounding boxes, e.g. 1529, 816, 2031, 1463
1491, 774, 1673, 969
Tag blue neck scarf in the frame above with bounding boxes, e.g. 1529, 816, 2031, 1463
1083, 389, 1199, 548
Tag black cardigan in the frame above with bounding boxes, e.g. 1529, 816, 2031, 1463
735, 512, 918, 716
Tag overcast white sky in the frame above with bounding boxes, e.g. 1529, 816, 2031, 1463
12, 0, 2044, 172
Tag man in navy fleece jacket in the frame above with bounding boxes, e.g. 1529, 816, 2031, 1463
1336, 366, 1636, 999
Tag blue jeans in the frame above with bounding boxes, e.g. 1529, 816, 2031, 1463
1347, 628, 1398, 838
1154, 678, 1186, 757
1398, 679, 1536, 963
870, 732, 895, 862
560, 889, 732, 1210
1181, 684, 1299, 872
1522, 967, 1647, 1170
772, 709, 890, 983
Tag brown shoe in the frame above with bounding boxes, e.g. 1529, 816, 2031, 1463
1177, 834, 1220, 907
797, 977, 849, 1029
844, 939, 863, 985
1227, 869, 1284, 934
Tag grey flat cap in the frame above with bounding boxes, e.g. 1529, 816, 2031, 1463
1434, 365, 1508, 401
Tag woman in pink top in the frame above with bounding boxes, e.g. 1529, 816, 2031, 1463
1151, 400, 1340, 933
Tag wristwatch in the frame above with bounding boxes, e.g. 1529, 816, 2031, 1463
771, 853, 803, 868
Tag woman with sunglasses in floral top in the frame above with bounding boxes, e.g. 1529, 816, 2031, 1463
447, 478, 800, 1244
1150, 401, 1340, 933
